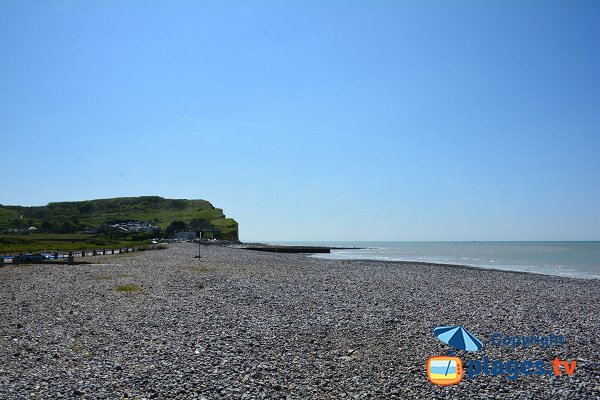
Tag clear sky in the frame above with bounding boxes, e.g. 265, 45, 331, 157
1, 1, 599, 241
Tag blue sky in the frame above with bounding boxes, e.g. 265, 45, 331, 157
1, 1, 599, 241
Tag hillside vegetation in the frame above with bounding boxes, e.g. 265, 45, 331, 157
0, 197, 238, 252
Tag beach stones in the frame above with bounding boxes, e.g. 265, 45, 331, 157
0, 244, 598, 398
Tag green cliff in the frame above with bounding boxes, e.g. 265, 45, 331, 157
0, 196, 239, 249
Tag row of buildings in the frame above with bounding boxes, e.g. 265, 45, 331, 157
3, 221, 161, 235
3, 227, 39, 234
107, 221, 160, 233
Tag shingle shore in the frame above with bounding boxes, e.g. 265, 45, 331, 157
1, 243, 598, 399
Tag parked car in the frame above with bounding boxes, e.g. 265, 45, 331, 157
19, 253, 41, 262
19, 253, 49, 262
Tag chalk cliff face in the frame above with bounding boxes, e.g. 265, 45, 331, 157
0, 196, 239, 241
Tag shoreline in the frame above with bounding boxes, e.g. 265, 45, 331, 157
239, 241, 599, 280
310, 256, 600, 281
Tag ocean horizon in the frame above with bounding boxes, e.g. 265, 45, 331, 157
265, 241, 600, 279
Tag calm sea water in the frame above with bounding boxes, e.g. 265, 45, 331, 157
266, 241, 600, 279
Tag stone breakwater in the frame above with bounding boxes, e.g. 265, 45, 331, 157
0, 244, 598, 399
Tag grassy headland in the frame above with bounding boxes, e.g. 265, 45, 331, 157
0, 196, 238, 253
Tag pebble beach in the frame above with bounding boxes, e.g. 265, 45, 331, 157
1, 243, 598, 399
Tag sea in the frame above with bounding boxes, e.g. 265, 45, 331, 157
265, 241, 600, 279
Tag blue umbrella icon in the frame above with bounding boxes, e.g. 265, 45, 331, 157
434, 326, 483, 352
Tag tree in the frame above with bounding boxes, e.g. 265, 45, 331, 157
40, 221, 53, 232
166, 220, 187, 236
189, 218, 211, 230
60, 221, 78, 234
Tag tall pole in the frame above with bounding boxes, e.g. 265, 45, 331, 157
198, 230, 201, 261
